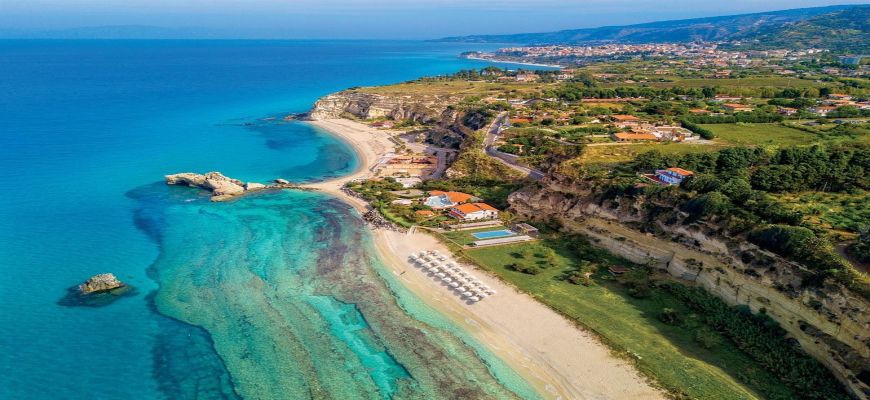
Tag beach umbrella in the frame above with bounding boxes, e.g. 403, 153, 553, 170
443, 277, 453, 283
460, 291, 472, 297
486, 289, 496, 295
449, 281, 459, 287
469, 296, 480, 302
435, 272, 446, 278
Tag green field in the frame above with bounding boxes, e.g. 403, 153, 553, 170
459, 238, 795, 400
702, 123, 818, 146
582, 142, 726, 165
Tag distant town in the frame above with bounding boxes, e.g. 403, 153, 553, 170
463, 42, 867, 78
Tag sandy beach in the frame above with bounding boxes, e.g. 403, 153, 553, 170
304, 118, 664, 399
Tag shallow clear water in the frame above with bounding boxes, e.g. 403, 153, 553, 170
0, 40, 541, 399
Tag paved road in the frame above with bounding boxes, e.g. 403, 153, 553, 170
483, 112, 546, 181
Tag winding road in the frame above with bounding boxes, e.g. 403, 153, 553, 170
483, 112, 546, 180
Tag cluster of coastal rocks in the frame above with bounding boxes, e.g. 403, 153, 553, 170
165, 172, 296, 201
362, 208, 406, 232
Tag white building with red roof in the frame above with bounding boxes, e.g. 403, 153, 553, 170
448, 203, 499, 221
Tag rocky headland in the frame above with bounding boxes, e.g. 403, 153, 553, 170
165, 172, 296, 201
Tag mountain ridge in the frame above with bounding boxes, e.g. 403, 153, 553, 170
434, 5, 867, 47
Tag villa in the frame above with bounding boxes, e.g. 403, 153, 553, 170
424, 190, 477, 209
655, 167, 694, 185
449, 203, 499, 221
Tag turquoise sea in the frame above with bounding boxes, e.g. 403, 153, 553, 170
0, 40, 541, 399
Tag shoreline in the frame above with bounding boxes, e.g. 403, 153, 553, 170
303, 118, 665, 399
463, 55, 565, 69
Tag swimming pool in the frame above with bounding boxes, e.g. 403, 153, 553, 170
472, 230, 516, 239
424, 196, 453, 208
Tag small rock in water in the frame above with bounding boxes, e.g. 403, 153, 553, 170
79, 273, 124, 294
275, 178, 290, 185
58, 273, 135, 307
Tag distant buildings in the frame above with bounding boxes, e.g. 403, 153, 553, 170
777, 107, 798, 116
722, 103, 754, 113
655, 168, 694, 185
809, 105, 837, 117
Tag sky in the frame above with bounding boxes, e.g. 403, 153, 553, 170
0, 0, 866, 39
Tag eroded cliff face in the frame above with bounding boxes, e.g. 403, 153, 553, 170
307, 91, 474, 148
509, 174, 870, 398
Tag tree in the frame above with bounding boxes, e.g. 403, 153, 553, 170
682, 174, 722, 193
685, 191, 732, 217
719, 178, 753, 203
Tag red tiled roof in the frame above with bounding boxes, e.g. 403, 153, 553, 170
472, 203, 498, 211
667, 167, 694, 176
452, 203, 484, 214
429, 190, 474, 203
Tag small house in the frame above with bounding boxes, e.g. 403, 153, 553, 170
415, 210, 435, 218
655, 167, 694, 185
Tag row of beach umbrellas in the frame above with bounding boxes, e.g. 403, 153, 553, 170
407, 250, 496, 302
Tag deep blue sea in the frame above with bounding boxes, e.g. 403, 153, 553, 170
0, 40, 541, 399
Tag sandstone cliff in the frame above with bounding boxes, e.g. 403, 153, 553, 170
509, 173, 870, 398
307, 90, 484, 149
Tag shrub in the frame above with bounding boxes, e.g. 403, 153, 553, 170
694, 327, 723, 349
506, 263, 540, 275
659, 308, 681, 325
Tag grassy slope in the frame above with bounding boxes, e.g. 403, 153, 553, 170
457, 239, 795, 400
702, 123, 818, 146
582, 142, 727, 165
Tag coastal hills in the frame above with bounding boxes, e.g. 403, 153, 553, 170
435, 5, 868, 51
